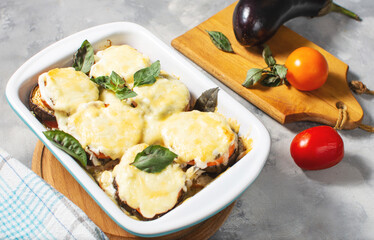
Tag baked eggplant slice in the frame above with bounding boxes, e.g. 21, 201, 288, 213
112, 144, 187, 220
113, 180, 184, 221
29, 84, 56, 123
86, 157, 120, 173
37, 67, 99, 115
204, 140, 240, 174
161, 111, 240, 174
132, 76, 191, 119
90, 45, 151, 86
66, 101, 144, 160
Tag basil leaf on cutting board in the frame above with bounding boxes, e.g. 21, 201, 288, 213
193, 87, 219, 112
242, 44, 288, 88
206, 30, 234, 53
274, 64, 288, 79
131, 145, 177, 173
262, 44, 276, 67
133, 60, 161, 87
91, 71, 137, 99
43, 130, 87, 167
72, 40, 94, 74
261, 75, 282, 87
242, 68, 263, 88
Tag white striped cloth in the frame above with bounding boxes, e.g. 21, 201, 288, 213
0, 147, 108, 240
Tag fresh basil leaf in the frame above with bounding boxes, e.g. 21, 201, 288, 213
91, 76, 112, 90
43, 130, 87, 167
131, 145, 177, 173
193, 87, 219, 112
206, 30, 234, 53
115, 87, 137, 100
243, 45, 288, 88
262, 44, 276, 67
91, 71, 136, 99
274, 64, 288, 79
265, 55, 276, 67
72, 40, 94, 74
109, 71, 125, 88
261, 75, 282, 87
133, 60, 161, 87
242, 68, 263, 87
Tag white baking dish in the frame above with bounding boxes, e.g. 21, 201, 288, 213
5, 22, 270, 237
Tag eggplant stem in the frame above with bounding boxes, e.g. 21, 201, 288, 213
331, 3, 362, 21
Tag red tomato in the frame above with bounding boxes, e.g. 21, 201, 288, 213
290, 126, 344, 170
285, 47, 329, 91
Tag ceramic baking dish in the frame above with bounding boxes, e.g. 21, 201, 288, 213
5, 22, 270, 237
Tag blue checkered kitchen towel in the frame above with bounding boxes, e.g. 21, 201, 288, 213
0, 147, 108, 240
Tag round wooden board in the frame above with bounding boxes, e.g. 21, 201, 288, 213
32, 141, 235, 240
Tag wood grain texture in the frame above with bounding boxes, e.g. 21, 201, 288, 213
32, 141, 234, 240
171, 2, 363, 129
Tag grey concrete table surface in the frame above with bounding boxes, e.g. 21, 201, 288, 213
1, 0, 373, 239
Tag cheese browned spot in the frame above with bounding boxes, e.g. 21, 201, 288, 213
66, 101, 144, 160
90, 45, 150, 86
132, 77, 190, 144
38, 67, 99, 114
161, 111, 237, 169
113, 144, 186, 219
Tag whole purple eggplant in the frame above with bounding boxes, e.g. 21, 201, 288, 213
233, 0, 361, 47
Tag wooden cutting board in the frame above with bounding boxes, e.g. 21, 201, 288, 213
31, 141, 235, 239
171, 2, 363, 129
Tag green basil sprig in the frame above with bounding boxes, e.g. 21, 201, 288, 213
206, 30, 233, 53
43, 130, 87, 167
242, 44, 288, 88
193, 87, 219, 112
72, 40, 94, 74
91, 71, 137, 100
131, 145, 177, 173
133, 60, 161, 87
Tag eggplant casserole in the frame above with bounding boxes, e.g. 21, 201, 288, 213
29, 40, 252, 220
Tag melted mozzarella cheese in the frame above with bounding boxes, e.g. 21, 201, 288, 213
99, 89, 132, 108
142, 116, 163, 145
66, 101, 144, 160
161, 111, 236, 169
38, 67, 99, 114
90, 45, 150, 85
95, 170, 116, 201
131, 76, 190, 145
113, 144, 186, 219
133, 77, 190, 120
54, 111, 69, 132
